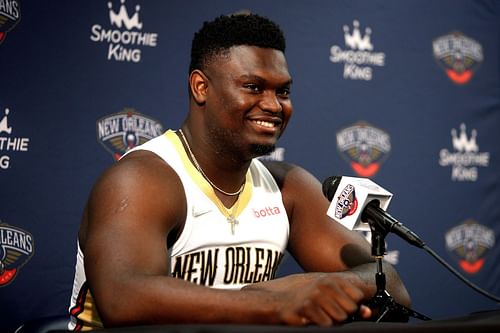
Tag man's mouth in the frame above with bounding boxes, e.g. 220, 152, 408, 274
252, 120, 277, 128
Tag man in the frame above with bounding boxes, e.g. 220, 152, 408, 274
69, 13, 410, 330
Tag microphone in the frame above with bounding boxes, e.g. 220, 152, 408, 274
324, 177, 500, 306
322, 176, 425, 248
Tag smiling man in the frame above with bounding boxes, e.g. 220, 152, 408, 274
68, 13, 410, 330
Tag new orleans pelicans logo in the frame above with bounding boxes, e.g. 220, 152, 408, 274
433, 32, 483, 85
96, 108, 163, 160
334, 184, 358, 220
445, 219, 495, 274
0, 222, 34, 286
336, 122, 391, 177
0, 0, 20, 44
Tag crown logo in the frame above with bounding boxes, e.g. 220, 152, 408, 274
343, 20, 373, 51
0, 108, 12, 134
451, 123, 478, 153
108, 0, 142, 30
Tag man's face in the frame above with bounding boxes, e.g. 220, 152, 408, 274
202, 45, 293, 160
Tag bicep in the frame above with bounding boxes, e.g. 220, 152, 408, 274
82, 154, 186, 310
275, 165, 373, 272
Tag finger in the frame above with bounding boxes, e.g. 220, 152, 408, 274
306, 285, 355, 324
321, 282, 362, 319
301, 299, 335, 326
358, 304, 373, 319
339, 281, 365, 304
300, 317, 310, 326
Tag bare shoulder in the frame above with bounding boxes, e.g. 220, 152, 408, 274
80, 149, 186, 248
90, 150, 185, 209
260, 160, 322, 197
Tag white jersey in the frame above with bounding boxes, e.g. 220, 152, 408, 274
143, 130, 289, 287
68, 130, 289, 330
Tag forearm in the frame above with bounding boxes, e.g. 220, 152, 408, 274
95, 275, 287, 327
245, 263, 411, 310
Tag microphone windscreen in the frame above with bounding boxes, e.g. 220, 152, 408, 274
322, 176, 342, 201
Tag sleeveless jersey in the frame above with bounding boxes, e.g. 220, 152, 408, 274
68, 130, 289, 330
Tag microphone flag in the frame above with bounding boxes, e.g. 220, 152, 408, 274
325, 176, 393, 231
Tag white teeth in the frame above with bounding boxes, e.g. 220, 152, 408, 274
254, 120, 275, 128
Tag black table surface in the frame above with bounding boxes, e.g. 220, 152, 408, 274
52, 309, 500, 333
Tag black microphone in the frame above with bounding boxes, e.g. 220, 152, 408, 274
323, 176, 500, 304
322, 176, 425, 248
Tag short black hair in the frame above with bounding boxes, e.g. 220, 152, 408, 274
189, 13, 286, 73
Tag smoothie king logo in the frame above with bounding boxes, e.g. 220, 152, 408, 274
336, 122, 391, 177
97, 108, 164, 160
0, 107, 30, 170
438, 123, 489, 181
445, 219, 494, 274
90, 0, 159, 63
329, 20, 386, 81
0, 0, 20, 44
0, 222, 34, 286
433, 32, 483, 85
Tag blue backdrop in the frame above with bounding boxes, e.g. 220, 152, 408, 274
1, 1, 499, 332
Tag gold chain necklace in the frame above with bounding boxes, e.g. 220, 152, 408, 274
178, 129, 245, 196
178, 129, 244, 234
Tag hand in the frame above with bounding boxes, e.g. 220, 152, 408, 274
280, 275, 372, 326
244, 272, 373, 326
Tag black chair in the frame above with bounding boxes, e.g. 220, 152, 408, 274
15, 315, 69, 333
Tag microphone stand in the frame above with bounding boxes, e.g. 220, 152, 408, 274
365, 210, 431, 322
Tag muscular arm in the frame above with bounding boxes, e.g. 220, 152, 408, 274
81, 153, 410, 328
81, 152, 291, 327
79, 152, 336, 327
259, 161, 411, 323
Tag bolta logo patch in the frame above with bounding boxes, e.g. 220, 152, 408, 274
253, 206, 281, 218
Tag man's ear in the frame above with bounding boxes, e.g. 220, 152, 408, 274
189, 69, 208, 105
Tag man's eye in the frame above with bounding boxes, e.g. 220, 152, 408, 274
244, 84, 261, 92
278, 88, 291, 97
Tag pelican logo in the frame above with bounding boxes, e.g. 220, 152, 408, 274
96, 108, 164, 160
445, 220, 494, 274
336, 122, 391, 177
334, 184, 358, 219
0, 222, 34, 287
0, 0, 20, 44
433, 32, 483, 85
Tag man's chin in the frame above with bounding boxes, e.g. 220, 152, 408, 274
250, 144, 276, 158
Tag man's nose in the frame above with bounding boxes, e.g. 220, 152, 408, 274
259, 91, 282, 113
